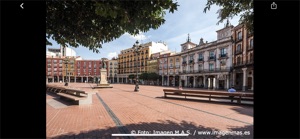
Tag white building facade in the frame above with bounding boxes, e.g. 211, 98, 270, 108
179, 26, 233, 90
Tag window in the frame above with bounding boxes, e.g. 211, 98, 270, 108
237, 31, 242, 40
236, 44, 242, 53
220, 48, 227, 57
250, 39, 253, 49
189, 55, 193, 60
209, 51, 215, 59
198, 64, 202, 71
176, 58, 179, 62
198, 53, 203, 59
209, 51, 214, 57
182, 56, 187, 62
237, 57, 241, 65
209, 63, 214, 71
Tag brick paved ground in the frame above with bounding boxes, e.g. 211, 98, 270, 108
47, 83, 253, 139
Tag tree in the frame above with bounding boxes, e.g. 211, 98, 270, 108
128, 74, 135, 80
148, 72, 159, 81
203, 0, 253, 32
47, 1, 178, 53
139, 72, 149, 81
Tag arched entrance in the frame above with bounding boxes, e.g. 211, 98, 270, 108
175, 76, 179, 86
189, 76, 194, 88
197, 76, 204, 88
169, 76, 174, 86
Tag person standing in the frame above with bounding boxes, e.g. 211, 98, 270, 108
228, 86, 236, 102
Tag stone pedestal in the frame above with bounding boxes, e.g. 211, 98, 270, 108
94, 69, 113, 88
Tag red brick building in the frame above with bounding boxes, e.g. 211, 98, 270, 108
46, 56, 108, 83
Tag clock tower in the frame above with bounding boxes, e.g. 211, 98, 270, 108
181, 34, 197, 52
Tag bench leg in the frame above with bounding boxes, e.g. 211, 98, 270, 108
238, 96, 241, 104
229, 96, 234, 103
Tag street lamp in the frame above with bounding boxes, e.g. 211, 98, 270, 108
132, 40, 141, 92
63, 57, 69, 86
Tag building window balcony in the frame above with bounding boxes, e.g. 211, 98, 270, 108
235, 50, 242, 55
198, 58, 203, 62
189, 60, 194, 64
208, 56, 216, 61
218, 53, 228, 59
182, 61, 187, 65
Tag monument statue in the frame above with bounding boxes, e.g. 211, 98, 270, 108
95, 59, 112, 88
102, 60, 106, 69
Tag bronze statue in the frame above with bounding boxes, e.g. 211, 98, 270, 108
102, 60, 106, 69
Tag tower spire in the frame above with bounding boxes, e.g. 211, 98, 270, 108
187, 33, 191, 42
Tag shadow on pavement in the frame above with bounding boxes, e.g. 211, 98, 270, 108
230, 107, 253, 117
51, 120, 253, 139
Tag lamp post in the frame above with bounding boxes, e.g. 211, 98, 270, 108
63, 57, 69, 86
132, 40, 141, 92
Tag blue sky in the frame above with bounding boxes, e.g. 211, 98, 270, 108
47, 0, 240, 60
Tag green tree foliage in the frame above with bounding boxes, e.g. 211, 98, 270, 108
128, 74, 135, 79
148, 72, 159, 81
203, 0, 253, 32
47, 0, 178, 53
139, 72, 149, 80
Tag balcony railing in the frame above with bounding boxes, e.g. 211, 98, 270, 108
208, 56, 216, 61
198, 58, 203, 62
179, 67, 231, 74
175, 65, 180, 69
189, 60, 194, 64
219, 53, 228, 59
235, 50, 242, 55
182, 61, 187, 65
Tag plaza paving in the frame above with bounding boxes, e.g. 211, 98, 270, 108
46, 83, 253, 139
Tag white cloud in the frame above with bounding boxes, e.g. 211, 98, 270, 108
124, 32, 148, 41
107, 52, 117, 60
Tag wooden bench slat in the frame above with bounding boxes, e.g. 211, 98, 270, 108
163, 89, 253, 104
165, 93, 242, 100
57, 93, 87, 101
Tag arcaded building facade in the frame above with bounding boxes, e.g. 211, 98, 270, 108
179, 26, 233, 90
